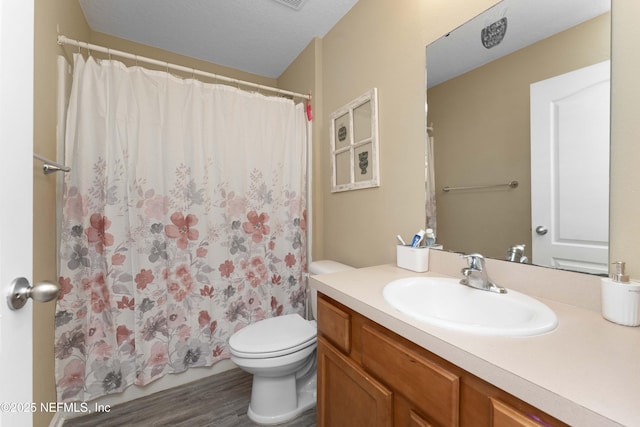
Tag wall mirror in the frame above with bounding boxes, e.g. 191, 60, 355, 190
426, 0, 611, 274
330, 88, 380, 192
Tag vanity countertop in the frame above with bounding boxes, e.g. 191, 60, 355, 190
310, 263, 640, 427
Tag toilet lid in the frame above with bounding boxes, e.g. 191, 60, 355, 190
229, 314, 316, 357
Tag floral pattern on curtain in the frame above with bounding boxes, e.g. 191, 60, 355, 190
55, 54, 308, 402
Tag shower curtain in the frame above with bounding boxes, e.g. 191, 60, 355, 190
425, 126, 437, 233
55, 54, 308, 402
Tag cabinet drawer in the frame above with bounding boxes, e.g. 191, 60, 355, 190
317, 296, 351, 354
362, 325, 460, 426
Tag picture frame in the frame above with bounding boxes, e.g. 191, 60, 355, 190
329, 88, 380, 192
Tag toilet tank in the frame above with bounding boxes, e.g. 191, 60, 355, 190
308, 260, 354, 319
309, 260, 354, 275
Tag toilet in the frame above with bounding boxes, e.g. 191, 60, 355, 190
229, 260, 354, 425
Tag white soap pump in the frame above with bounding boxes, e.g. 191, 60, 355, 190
601, 261, 640, 326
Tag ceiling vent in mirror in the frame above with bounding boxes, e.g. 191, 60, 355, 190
481, 17, 508, 49
271, 0, 309, 10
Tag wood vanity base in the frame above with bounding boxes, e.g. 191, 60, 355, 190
316, 293, 569, 427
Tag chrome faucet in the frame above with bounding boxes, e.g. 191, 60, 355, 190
506, 244, 528, 264
460, 253, 507, 294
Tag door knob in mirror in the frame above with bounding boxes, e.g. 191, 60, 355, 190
535, 226, 548, 235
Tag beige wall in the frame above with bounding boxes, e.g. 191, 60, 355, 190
427, 14, 610, 260
313, 0, 501, 267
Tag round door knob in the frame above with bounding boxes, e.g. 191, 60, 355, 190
6, 277, 60, 310
535, 226, 548, 235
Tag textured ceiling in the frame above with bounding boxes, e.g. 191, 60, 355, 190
79, 0, 609, 84
79, 0, 360, 78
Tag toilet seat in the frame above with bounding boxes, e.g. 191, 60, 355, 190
229, 314, 317, 359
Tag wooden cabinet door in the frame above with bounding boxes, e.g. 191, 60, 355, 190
490, 398, 546, 427
410, 410, 435, 427
317, 336, 393, 427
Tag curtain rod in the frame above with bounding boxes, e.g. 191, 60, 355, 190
57, 35, 311, 102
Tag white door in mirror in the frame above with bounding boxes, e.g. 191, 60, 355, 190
530, 60, 610, 275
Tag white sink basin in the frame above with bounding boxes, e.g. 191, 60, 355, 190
383, 277, 557, 336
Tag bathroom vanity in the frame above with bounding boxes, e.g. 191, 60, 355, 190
310, 251, 640, 427
316, 294, 565, 426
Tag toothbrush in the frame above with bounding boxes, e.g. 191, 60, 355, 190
396, 234, 406, 246
411, 229, 426, 248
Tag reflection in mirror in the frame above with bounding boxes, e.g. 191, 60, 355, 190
425, 0, 611, 274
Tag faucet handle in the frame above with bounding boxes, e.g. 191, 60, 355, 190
462, 253, 485, 269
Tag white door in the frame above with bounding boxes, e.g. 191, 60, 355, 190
530, 60, 610, 274
0, 0, 35, 426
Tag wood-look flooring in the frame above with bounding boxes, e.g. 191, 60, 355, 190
63, 368, 316, 427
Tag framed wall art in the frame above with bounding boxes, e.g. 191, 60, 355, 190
329, 88, 379, 192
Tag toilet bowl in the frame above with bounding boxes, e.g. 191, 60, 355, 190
229, 260, 353, 425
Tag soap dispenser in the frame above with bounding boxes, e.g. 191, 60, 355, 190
601, 261, 640, 326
